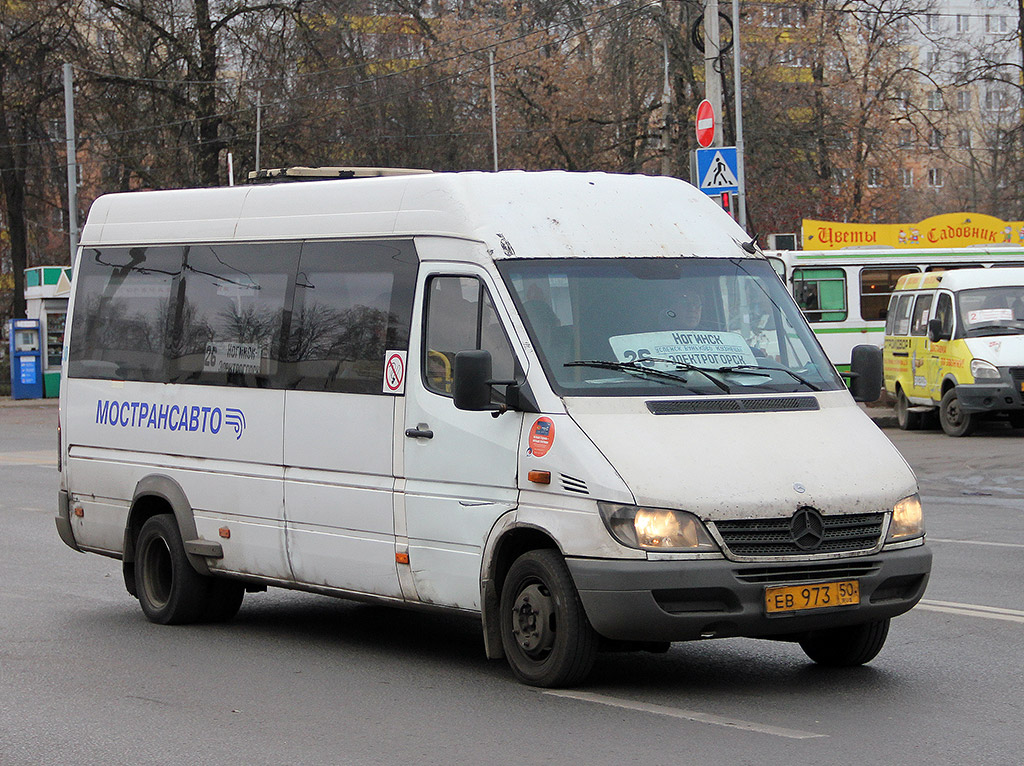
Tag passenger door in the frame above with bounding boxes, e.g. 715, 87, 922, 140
401, 269, 524, 610
283, 240, 417, 598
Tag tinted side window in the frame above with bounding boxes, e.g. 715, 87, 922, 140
423, 276, 515, 399
934, 293, 954, 336
910, 294, 934, 336
168, 243, 298, 387
884, 294, 899, 335
285, 240, 417, 393
68, 246, 183, 381
893, 294, 914, 336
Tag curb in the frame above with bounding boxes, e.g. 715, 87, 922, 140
0, 396, 59, 409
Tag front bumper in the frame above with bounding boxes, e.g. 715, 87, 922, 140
957, 381, 1024, 414
567, 544, 931, 642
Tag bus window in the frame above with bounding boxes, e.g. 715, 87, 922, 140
910, 294, 933, 336
861, 268, 917, 322
792, 267, 847, 322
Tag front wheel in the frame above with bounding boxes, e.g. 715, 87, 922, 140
939, 388, 976, 437
499, 549, 597, 688
799, 618, 890, 667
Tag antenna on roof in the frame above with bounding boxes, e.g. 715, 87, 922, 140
246, 166, 432, 183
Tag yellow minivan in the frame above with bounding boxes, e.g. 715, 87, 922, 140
883, 268, 1024, 436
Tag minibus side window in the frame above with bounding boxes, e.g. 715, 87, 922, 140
934, 293, 954, 337
884, 294, 899, 335
68, 246, 184, 382
893, 294, 914, 336
285, 240, 417, 394
910, 294, 933, 336
423, 276, 515, 399
168, 243, 297, 388
792, 268, 847, 322
861, 268, 918, 322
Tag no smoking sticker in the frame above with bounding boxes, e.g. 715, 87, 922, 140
528, 417, 555, 458
383, 350, 406, 394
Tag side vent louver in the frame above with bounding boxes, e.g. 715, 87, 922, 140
560, 474, 590, 495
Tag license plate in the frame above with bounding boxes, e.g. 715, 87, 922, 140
764, 580, 860, 614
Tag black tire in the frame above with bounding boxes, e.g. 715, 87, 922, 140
939, 388, 976, 437
202, 579, 245, 623
499, 549, 597, 688
1008, 411, 1024, 429
136, 514, 211, 625
799, 618, 890, 667
895, 389, 921, 431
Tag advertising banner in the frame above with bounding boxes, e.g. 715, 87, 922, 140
802, 213, 1024, 250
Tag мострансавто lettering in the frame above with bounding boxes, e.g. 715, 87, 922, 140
95, 399, 247, 439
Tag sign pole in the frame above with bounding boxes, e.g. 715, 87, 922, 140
703, 0, 723, 148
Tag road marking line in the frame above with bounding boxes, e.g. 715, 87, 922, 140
0, 450, 56, 466
918, 600, 1024, 624
543, 689, 827, 740
929, 538, 1024, 550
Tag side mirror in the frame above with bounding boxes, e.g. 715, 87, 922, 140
453, 350, 494, 411
847, 344, 882, 403
927, 318, 948, 342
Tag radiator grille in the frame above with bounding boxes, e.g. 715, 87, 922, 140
712, 512, 885, 557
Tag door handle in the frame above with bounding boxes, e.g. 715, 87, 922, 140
405, 426, 434, 439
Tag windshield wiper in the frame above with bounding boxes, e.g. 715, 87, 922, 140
968, 323, 1024, 336
716, 364, 823, 391
565, 358, 730, 393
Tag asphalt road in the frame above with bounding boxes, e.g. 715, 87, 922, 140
1, 401, 1021, 765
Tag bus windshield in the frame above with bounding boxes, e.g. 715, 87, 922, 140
497, 257, 845, 397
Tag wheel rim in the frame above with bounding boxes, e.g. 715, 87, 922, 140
141, 536, 173, 609
945, 397, 964, 426
510, 582, 555, 659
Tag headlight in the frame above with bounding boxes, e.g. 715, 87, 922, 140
887, 493, 925, 541
599, 502, 717, 551
970, 359, 1001, 381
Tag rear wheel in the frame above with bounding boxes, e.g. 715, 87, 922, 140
136, 514, 213, 625
895, 389, 921, 431
499, 549, 597, 688
939, 388, 976, 437
799, 618, 890, 667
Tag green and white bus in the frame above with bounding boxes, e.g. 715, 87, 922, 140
766, 247, 1024, 371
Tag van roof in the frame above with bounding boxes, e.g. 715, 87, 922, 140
895, 266, 1024, 292
79, 170, 749, 260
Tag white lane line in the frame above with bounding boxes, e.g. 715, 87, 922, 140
928, 538, 1024, 550
918, 600, 1024, 624
543, 689, 827, 740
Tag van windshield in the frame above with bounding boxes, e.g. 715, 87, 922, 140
497, 257, 844, 396
956, 285, 1024, 337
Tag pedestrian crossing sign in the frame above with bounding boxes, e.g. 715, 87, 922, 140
694, 146, 739, 196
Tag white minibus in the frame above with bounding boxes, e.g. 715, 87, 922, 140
57, 170, 930, 687
766, 246, 1024, 370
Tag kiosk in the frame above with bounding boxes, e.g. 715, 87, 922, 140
8, 318, 44, 399
24, 266, 72, 398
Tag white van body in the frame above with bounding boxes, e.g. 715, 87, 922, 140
57, 171, 930, 687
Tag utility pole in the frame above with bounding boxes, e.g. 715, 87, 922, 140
63, 63, 79, 265
703, 0, 723, 147
489, 50, 499, 172
731, 0, 747, 229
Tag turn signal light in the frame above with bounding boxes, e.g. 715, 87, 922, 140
395, 551, 410, 565
219, 527, 231, 539
528, 470, 551, 484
